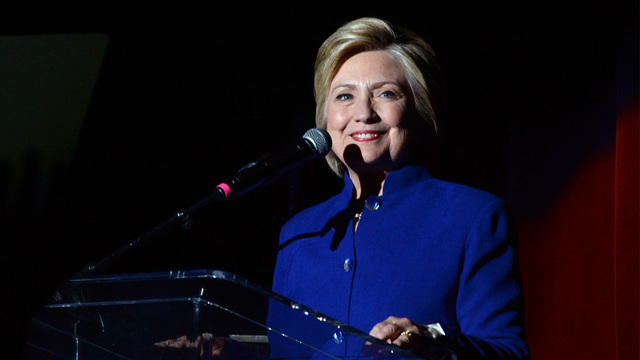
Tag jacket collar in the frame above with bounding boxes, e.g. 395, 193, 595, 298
340, 165, 433, 202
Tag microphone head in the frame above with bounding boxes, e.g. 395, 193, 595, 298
303, 128, 332, 157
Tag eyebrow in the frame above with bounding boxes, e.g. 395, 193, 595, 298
330, 81, 403, 92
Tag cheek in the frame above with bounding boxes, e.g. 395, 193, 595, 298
325, 114, 345, 153
387, 110, 419, 153
382, 104, 410, 128
390, 125, 421, 160
326, 99, 355, 128
326, 107, 344, 131
325, 118, 341, 142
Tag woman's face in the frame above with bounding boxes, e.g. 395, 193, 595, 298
326, 50, 419, 175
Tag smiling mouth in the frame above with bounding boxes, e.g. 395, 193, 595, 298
351, 131, 383, 141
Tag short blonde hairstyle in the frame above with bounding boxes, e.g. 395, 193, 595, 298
314, 17, 442, 177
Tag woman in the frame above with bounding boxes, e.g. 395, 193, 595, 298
268, 17, 529, 359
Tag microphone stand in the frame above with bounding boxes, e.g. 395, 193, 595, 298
76, 187, 228, 277
52, 188, 228, 359
47, 128, 330, 358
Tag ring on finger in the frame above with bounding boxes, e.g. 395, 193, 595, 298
400, 330, 415, 343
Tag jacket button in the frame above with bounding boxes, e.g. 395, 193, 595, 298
365, 197, 382, 211
343, 258, 354, 272
333, 331, 345, 344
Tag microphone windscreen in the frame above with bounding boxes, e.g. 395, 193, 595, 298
303, 128, 332, 157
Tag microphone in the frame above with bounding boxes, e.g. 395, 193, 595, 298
214, 128, 332, 200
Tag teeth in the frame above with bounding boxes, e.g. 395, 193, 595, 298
352, 133, 379, 139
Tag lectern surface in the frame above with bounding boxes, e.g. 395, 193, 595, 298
25, 270, 420, 360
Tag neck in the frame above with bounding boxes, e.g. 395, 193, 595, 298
348, 169, 387, 200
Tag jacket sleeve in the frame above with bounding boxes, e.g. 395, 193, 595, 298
433, 199, 530, 360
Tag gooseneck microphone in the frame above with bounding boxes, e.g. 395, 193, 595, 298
74, 128, 330, 276
214, 128, 332, 200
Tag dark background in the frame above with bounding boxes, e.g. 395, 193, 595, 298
1, 2, 637, 359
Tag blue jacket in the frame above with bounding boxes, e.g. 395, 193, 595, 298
268, 166, 529, 359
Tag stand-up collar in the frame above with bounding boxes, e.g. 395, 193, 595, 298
341, 165, 433, 201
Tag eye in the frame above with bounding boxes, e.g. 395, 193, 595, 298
380, 90, 398, 98
336, 93, 353, 101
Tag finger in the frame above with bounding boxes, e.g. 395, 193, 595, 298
370, 322, 401, 342
168, 339, 186, 349
391, 330, 415, 349
154, 334, 191, 348
185, 338, 199, 349
211, 346, 227, 360
189, 335, 201, 349
200, 333, 212, 357
212, 336, 231, 348
153, 339, 172, 348
396, 317, 415, 327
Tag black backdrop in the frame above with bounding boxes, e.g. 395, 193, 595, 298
2, 2, 636, 358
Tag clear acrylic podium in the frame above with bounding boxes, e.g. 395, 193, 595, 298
25, 270, 421, 359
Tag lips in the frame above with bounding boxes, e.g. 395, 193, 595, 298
351, 131, 384, 142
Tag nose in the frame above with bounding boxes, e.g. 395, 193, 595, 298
353, 97, 378, 123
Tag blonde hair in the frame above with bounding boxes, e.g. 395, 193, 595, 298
314, 17, 442, 177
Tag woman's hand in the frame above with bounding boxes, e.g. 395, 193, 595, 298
154, 333, 233, 359
154, 335, 198, 349
366, 316, 439, 358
